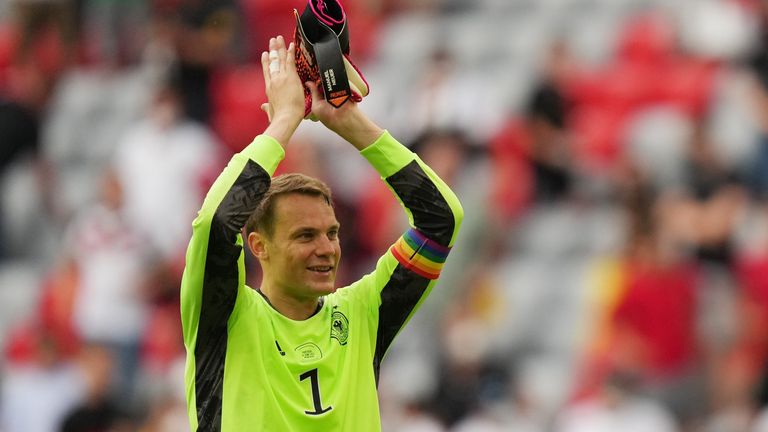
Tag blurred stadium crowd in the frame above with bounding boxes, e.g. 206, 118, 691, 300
3, 0, 768, 430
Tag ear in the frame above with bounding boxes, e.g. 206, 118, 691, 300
247, 231, 269, 260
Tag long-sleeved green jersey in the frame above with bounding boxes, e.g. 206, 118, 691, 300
181, 131, 463, 431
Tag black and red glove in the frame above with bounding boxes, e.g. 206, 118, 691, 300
294, 0, 370, 118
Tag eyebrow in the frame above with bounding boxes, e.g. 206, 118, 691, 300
290, 223, 340, 236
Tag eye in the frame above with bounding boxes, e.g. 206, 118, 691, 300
328, 229, 339, 240
296, 231, 314, 241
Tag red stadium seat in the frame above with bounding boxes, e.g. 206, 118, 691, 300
570, 106, 630, 169
655, 59, 717, 118
569, 62, 657, 112
210, 65, 270, 153
240, 0, 305, 62
488, 119, 534, 222
140, 302, 184, 373
0, 24, 18, 91
564, 11, 720, 170
616, 12, 676, 66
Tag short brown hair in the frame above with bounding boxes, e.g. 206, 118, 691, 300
245, 173, 332, 238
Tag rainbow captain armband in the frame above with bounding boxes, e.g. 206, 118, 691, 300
390, 229, 451, 280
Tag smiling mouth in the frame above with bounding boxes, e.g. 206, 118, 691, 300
307, 266, 333, 273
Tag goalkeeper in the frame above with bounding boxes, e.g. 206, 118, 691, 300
181, 35, 463, 431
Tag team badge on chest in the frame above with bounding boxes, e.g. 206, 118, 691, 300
330, 310, 349, 345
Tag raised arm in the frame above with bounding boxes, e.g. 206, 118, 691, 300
181, 35, 303, 346
362, 127, 463, 376
180, 134, 283, 347
307, 86, 463, 376
305, 80, 462, 263
181, 37, 305, 425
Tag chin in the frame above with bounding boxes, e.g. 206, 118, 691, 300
304, 273, 337, 296
315, 284, 337, 295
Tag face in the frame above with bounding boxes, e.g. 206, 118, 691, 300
255, 193, 341, 300
150, 90, 180, 129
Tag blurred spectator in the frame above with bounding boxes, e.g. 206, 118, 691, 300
80, 0, 148, 66
391, 403, 446, 432
170, 0, 238, 123
60, 344, 135, 432
524, 83, 573, 203
0, 66, 45, 171
104, 80, 219, 396
429, 345, 489, 427
73, 78, 223, 408
111, 79, 220, 268
0, 324, 85, 432
0, 103, 38, 171
488, 39, 576, 225
449, 365, 540, 432
0, 100, 39, 259
736, 204, 768, 426
61, 168, 153, 405
680, 120, 747, 268
746, 1, 768, 203
611, 222, 700, 415
698, 350, 756, 432
747, 85, 768, 202
489, 81, 572, 223
527, 39, 577, 203
571, 153, 706, 425
605, 183, 713, 426
10, 0, 76, 64
429, 269, 508, 428
134, 355, 188, 431
0, 61, 55, 259
554, 372, 678, 432
401, 48, 496, 142
569, 158, 652, 400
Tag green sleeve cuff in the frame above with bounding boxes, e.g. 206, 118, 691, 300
242, 134, 286, 176
360, 131, 416, 178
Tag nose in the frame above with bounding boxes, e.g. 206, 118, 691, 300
314, 235, 336, 257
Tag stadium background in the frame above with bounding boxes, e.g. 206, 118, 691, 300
2, 0, 768, 430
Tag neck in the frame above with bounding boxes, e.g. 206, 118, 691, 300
260, 281, 321, 320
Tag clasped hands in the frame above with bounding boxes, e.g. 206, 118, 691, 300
260, 35, 357, 133
261, 35, 383, 151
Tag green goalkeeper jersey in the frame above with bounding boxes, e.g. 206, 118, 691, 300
181, 131, 463, 431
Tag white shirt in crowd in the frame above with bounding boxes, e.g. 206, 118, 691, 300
66, 203, 149, 343
113, 119, 219, 260
555, 396, 678, 432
